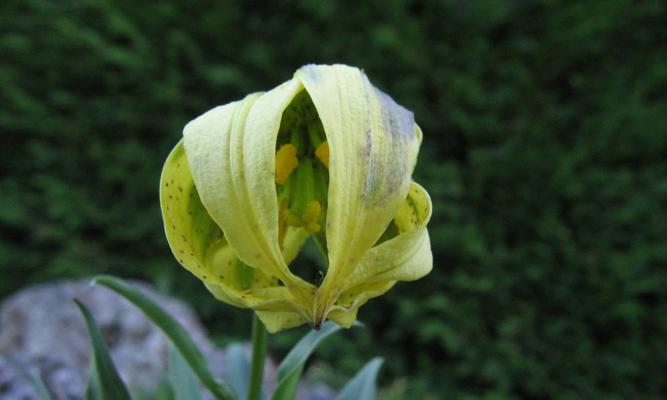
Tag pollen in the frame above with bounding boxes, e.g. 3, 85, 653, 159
283, 209, 302, 227
315, 141, 329, 168
303, 201, 322, 233
275, 144, 299, 184
306, 222, 321, 233
304, 201, 321, 222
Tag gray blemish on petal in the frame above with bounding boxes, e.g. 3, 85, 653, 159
361, 128, 379, 204
361, 87, 416, 207
373, 87, 415, 140
364, 128, 372, 157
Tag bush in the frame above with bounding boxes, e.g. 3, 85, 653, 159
1, 0, 666, 398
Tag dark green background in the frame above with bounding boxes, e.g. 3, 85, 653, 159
2, 0, 666, 398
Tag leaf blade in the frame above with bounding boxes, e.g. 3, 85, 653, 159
92, 275, 236, 400
75, 300, 131, 400
169, 345, 204, 400
271, 321, 341, 400
223, 344, 251, 400
29, 373, 54, 400
335, 358, 383, 400
7, 358, 54, 400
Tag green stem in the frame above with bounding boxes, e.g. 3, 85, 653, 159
247, 314, 267, 400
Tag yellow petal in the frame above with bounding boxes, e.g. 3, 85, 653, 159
160, 141, 289, 310
160, 142, 264, 306
345, 182, 432, 286
183, 82, 317, 321
255, 310, 308, 334
326, 281, 395, 328
295, 65, 421, 321
324, 182, 432, 325
160, 140, 225, 283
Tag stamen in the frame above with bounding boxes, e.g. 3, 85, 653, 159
306, 222, 321, 234
275, 144, 299, 184
304, 201, 321, 222
280, 200, 322, 234
283, 209, 302, 227
315, 141, 329, 168
304, 201, 322, 234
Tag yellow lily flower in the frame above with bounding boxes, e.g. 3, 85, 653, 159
160, 64, 432, 333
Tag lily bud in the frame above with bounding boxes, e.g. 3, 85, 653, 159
160, 64, 432, 333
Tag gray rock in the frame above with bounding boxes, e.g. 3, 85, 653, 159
0, 279, 334, 400
0, 279, 240, 399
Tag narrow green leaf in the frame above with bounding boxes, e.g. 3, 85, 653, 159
28, 373, 55, 400
271, 321, 341, 400
335, 358, 383, 400
92, 275, 236, 400
28, 374, 53, 400
271, 371, 300, 400
86, 377, 95, 400
224, 344, 251, 400
169, 345, 204, 400
7, 358, 54, 400
75, 300, 131, 400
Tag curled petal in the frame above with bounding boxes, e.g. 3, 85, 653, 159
327, 182, 433, 327
296, 64, 421, 322
255, 311, 308, 333
160, 141, 311, 328
183, 86, 317, 320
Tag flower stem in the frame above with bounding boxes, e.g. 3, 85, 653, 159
247, 314, 267, 400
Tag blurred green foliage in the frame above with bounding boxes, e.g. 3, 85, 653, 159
1, 0, 666, 398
